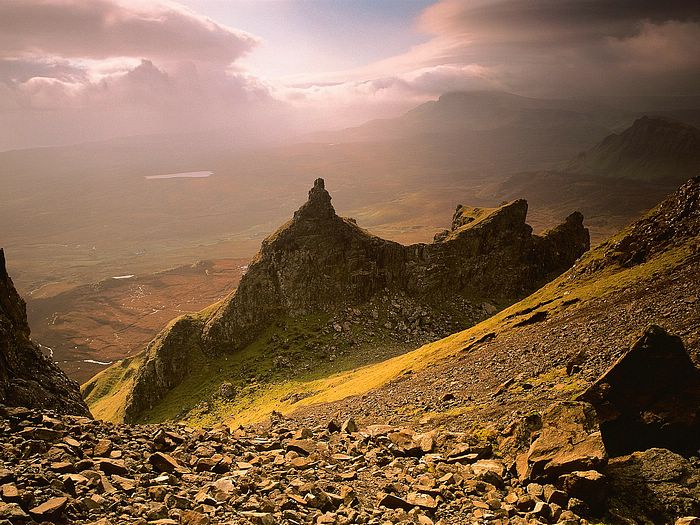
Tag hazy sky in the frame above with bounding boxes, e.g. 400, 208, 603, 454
1, 0, 699, 150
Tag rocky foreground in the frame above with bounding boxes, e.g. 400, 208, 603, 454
2, 325, 700, 525
0, 401, 698, 525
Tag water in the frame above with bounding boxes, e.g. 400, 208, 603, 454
145, 171, 212, 180
84, 359, 113, 365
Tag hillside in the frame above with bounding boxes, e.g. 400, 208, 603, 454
1, 178, 698, 525
285, 176, 700, 430
84, 179, 589, 424
156, 175, 698, 431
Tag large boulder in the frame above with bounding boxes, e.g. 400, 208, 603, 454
517, 401, 607, 481
578, 325, 700, 456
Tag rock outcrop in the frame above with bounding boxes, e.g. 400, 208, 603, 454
0, 249, 90, 417
579, 325, 700, 456
119, 179, 589, 423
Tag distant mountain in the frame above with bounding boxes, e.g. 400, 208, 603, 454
493, 116, 700, 242
328, 91, 626, 138
313, 91, 628, 172
566, 116, 700, 183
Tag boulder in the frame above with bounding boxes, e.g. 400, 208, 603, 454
579, 325, 700, 456
521, 401, 607, 481
561, 470, 608, 517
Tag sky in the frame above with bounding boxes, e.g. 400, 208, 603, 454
1, 0, 699, 150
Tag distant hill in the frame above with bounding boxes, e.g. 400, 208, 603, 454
493, 117, 700, 242
566, 116, 700, 183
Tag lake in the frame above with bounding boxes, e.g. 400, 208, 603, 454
145, 171, 212, 180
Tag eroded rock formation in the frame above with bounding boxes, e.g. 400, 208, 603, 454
121, 178, 589, 422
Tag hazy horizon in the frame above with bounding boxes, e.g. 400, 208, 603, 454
1, 0, 699, 151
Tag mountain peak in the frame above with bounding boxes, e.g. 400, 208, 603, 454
293, 177, 336, 220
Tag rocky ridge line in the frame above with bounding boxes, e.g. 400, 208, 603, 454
120, 179, 589, 423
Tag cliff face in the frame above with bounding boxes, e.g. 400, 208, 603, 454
120, 179, 589, 422
0, 249, 90, 416
201, 179, 589, 355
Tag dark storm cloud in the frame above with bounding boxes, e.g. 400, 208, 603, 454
411, 0, 700, 96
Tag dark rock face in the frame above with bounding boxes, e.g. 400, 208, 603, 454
0, 249, 90, 417
579, 325, 700, 457
201, 180, 589, 356
124, 316, 202, 423
122, 179, 589, 422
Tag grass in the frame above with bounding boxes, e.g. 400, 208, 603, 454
199, 239, 695, 427
135, 313, 412, 426
81, 354, 143, 421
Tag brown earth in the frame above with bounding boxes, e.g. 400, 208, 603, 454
25, 259, 248, 384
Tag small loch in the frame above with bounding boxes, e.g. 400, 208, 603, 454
145, 171, 212, 180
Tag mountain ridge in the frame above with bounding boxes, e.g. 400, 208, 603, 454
85, 179, 590, 424
565, 115, 700, 183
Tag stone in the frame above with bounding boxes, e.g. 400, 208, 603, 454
406, 492, 438, 510
605, 448, 700, 524
29, 496, 68, 520
97, 458, 128, 476
341, 418, 358, 434
0, 502, 29, 520
578, 325, 700, 456
287, 439, 315, 456
388, 431, 423, 457
524, 401, 607, 480
148, 452, 183, 473
378, 493, 413, 511
93, 439, 113, 457
561, 470, 608, 516
1, 483, 20, 503
180, 510, 210, 525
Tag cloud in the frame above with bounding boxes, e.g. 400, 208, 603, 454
412, 0, 700, 94
283, 0, 700, 119
0, 0, 258, 64
0, 0, 285, 149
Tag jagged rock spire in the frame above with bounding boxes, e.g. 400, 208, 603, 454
293, 178, 336, 220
